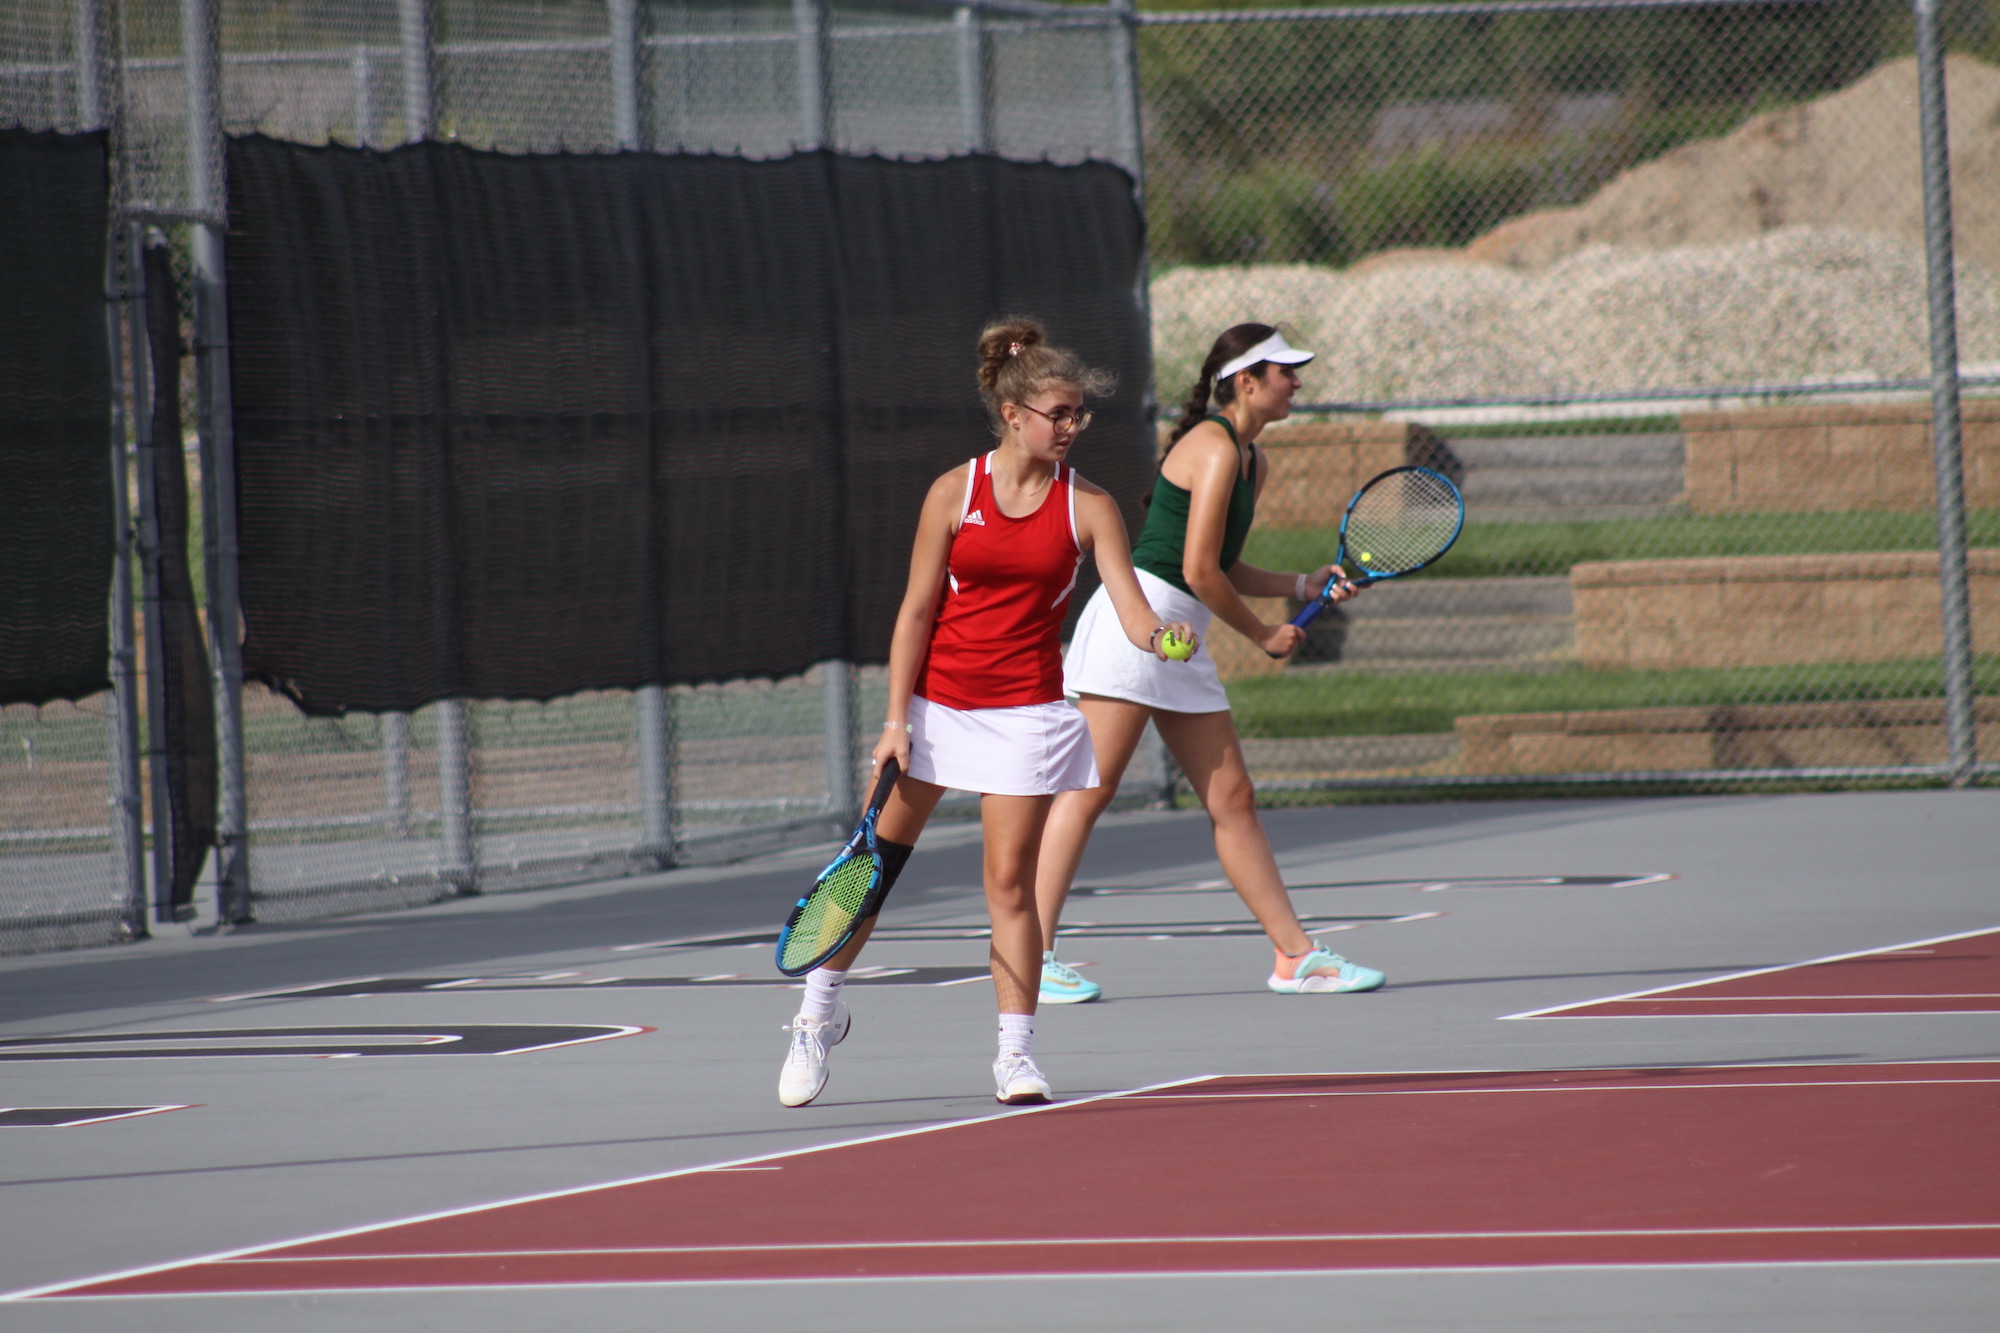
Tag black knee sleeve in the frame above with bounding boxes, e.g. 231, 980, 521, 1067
863, 837, 915, 919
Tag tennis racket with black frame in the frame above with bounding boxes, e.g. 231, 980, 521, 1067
1291, 465, 1465, 627
775, 757, 902, 977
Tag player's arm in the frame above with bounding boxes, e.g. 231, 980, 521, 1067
1073, 479, 1195, 659
1229, 447, 1354, 605
1177, 430, 1302, 657
872, 467, 963, 774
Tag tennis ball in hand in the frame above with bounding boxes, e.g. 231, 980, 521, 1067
1160, 629, 1195, 661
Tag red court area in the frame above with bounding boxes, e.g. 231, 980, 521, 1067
37, 1061, 1999, 1296
1527, 927, 2000, 1018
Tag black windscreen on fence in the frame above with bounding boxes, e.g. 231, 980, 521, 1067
143, 241, 217, 912
225, 137, 1151, 716
0, 129, 111, 707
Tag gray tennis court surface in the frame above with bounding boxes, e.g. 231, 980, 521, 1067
0, 790, 1993, 1330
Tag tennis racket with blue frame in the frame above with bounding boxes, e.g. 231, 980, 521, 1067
776, 757, 901, 977
1292, 466, 1464, 627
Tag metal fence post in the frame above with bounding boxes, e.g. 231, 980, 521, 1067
391, 0, 473, 878
610, 0, 645, 151
351, 47, 377, 146
1107, 0, 1172, 805
71, 0, 111, 128
794, 0, 831, 149
380, 711, 411, 836
822, 660, 857, 817
1107, 0, 1145, 192
182, 0, 252, 922
107, 226, 148, 938
613, 1, 671, 865
637, 687, 674, 865
1913, 0, 1978, 785
399, 0, 433, 141
954, 6, 987, 153
127, 228, 175, 924
436, 701, 475, 890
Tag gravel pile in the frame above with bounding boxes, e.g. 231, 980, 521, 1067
1152, 225, 2000, 404
1151, 54, 2000, 405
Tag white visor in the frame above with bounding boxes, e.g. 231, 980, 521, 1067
1214, 332, 1314, 384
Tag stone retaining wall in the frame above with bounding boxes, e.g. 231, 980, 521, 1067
1573, 548, 2000, 670
1683, 400, 2000, 513
1457, 697, 1999, 775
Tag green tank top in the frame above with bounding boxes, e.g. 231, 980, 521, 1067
1131, 415, 1258, 596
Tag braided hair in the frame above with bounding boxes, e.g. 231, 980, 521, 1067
1166, 322, 1279, 445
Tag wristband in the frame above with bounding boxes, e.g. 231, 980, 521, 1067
884, 720, 910, 733
1295, 572, 1310, 601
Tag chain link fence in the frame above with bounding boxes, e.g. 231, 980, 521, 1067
2, 0, 1990, 955
0, 0, 1153, 954
1137, 0, 1996, 795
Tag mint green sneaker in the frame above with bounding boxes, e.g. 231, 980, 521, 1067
1039, 951, 1101, 1004
1267, 945, 1386, 995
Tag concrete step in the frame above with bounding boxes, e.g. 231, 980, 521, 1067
1241, 733, 1461, 778
1441, 432, 1686, 515
1298, 577, 1575, 667
1342, 614, 1575, 663
1342, 576, 1572, 620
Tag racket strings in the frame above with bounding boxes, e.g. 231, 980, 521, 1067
778, 853, 880, 973
1344, 471, 1461, 575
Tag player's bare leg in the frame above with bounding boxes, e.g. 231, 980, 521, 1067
1034, 695, 1154, 951
981, 792, 1054, 1012
1152, 708, 1313, 955
983, 791, 1057, 1102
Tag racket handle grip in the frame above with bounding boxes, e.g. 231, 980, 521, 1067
1290, 574, 1377, 627
866, 754, 901, 808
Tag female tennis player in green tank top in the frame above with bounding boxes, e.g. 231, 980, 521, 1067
1038, 323, 1388, 1001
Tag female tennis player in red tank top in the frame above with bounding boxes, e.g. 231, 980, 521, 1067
777, 318, 1195, 1109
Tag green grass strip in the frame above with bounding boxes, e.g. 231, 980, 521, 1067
1226, 657, 2000, 738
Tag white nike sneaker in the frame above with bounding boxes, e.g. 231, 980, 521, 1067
777, 997, 851, 1108
993, 1050, 1052, 1105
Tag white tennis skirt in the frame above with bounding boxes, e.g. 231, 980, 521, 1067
905, 695, 1099, 797
1063, 568, 1231, 714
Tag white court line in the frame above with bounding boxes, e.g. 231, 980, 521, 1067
15, 1060, 1990, 1299
1498, 924, 2000, 1021
220, 1221, 2000, 1263
2, 1073, 1216, 1301
38, 1257, 2000, 1300
1136, 1072, 2000, 1096
1591, 994, 2000, 1002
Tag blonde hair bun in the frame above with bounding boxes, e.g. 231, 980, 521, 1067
975, 317, 1115, 433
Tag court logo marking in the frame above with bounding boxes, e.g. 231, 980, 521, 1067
0, 1106, 194, 1127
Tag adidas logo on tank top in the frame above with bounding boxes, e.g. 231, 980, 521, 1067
963, 508, 985, 526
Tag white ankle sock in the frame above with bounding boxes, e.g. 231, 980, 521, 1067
997, 1012, 1034, 1058
799, 967, 847, 1024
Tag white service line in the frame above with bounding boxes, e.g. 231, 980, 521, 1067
219, 1220, 2000, 1263
1498, 923, 2000, 1020
1, 1072, 1218, 1301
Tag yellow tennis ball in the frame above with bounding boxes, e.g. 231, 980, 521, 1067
1359, 551, 1373, 563
1160, 629, 1195, 661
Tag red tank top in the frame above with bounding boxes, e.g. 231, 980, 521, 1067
914, 453, 1083, 710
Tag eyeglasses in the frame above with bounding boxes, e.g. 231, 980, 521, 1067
1015, 403, 1094, 434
